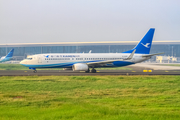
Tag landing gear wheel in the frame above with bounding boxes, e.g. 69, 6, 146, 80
91, 68, 96, 73
33, 70, 37, 73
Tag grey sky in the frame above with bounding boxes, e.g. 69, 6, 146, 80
0, 0, 180, 44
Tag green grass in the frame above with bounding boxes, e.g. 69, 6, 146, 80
0, 64, 28, 70
0, 63, 132, 70
0, 75, 180, 120
0, 63, 63, 70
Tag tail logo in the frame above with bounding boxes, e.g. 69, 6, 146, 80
141, 43, 150, 48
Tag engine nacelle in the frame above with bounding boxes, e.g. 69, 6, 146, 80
72, 63, 88, 71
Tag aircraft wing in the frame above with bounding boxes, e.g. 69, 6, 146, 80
87, 49, 136, 65
87, 59, 123, 65
142, 52, 164, 57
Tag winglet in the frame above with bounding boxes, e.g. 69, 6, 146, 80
125, 49, 136, 60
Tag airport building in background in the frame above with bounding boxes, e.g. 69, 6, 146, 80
0, 41, 180, 62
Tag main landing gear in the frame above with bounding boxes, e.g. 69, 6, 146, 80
85, 68, 96, 73
91, 68, 96, 73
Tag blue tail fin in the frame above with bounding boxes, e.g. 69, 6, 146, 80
6, 49, 14, 58
123, 28, 155, 54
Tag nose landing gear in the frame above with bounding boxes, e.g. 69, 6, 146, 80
29, 67, 37, 73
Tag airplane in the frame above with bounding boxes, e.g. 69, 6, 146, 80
0, 49, 14, 63
20, 28, 163, 73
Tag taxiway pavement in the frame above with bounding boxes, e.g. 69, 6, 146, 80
0, 69, 180, 76
1, 63, 180, 76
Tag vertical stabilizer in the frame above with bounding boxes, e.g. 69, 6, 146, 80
6, 49, 14, 58
123, 28, 155, 54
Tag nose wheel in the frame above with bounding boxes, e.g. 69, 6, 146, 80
29, 67, 37, 73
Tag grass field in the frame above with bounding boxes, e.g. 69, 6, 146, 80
0, 75, 180, 120
0, 63, 132, 70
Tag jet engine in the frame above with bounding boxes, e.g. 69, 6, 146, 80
72, 63, 88, 71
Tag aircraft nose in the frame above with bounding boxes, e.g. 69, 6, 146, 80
20, 60, 25, 65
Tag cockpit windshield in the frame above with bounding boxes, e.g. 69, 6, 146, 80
26, 58, 32, 60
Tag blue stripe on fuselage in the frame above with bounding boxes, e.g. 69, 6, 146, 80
20, 60, 134, 68
113, 61, 134, 66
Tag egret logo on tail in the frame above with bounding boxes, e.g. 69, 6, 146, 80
141, 43, 150, 48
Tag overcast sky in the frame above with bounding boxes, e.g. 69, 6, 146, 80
0, 0, 180, 44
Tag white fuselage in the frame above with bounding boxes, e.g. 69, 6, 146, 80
20, 53, 150, 68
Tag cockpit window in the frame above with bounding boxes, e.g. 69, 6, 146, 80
26, 58, 32, 60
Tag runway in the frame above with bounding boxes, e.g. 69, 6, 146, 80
1, 69, 180, 76
1, 63, 180, 76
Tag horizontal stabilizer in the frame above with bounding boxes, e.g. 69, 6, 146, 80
142, 52, 164, 57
